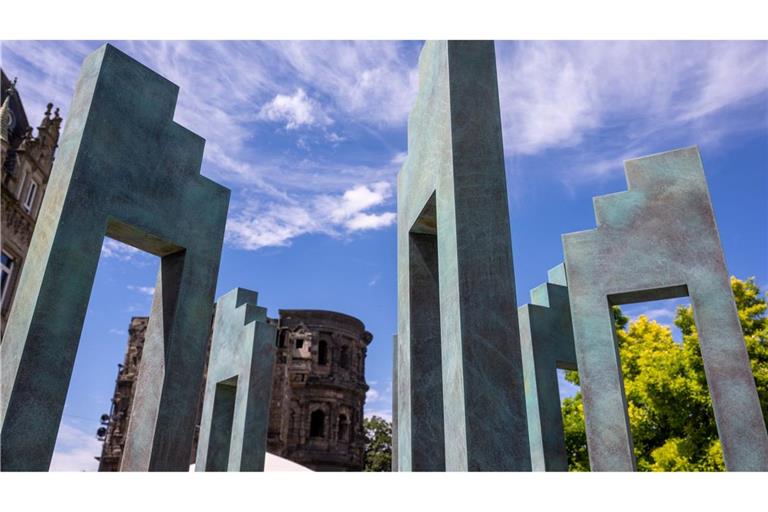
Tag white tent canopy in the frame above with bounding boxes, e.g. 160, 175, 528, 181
189, 453, 312, 472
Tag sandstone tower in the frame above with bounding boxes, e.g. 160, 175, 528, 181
98, 310, 372, 471
269, 310, 372, 471
1, 71, 62, 335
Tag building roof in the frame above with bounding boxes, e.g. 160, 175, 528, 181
1, 69, 31, 148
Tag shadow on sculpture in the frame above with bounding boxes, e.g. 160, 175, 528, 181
396, 40, 530, 471
518, 263, 576, 471
195, 288, 276, 472
562, 146, 768, 471
0, 44, 230, 471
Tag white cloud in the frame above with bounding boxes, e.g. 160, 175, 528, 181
390, 152, 407, 165
495, 41, 768, 178
226, 181, 396, 250
557, 369, 580, 401
364, 381, 392, 421
127, 285, 155, 296
50, 421, 101, 472
346, 212, 397, 231
270, 41, 419, 126
326, 182, 391, 224
2, 41, 416, 251
366, 388, 380, 402
258, 88, 331, 129
635, 307, 676, 322
325, 131, 345, 143
227, 203, 324, 250
100, 238, 142, 261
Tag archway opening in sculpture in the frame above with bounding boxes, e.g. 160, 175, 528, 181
613, 296, 721, 471
569, 293, 724, 472
205, 376, 239, 471
50, 237, 160, 472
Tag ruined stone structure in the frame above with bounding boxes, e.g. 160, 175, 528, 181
269, 310, 372, 471
1, 71, 62, 335
96, 318, 148, 471
99, 309, 372, 472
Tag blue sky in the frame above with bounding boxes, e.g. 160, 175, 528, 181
1, 40, 766, 470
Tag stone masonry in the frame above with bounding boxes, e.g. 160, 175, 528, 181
98, 309, 372, 471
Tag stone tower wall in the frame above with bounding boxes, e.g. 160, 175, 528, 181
97, 310, 372, 471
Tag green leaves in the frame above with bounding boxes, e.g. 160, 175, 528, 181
363, 415, 392, 472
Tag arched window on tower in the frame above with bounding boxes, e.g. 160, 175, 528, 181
338, 414, 349, 442
340, 346, 349, 369
310, 409, 325, 438
277, 330, 287, 348
318, 339, 328, 365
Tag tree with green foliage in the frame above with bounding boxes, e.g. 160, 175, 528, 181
363, 415, 392, 472
562, 276, 768, 471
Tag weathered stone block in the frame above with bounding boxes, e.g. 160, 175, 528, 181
0, 44, 230, 471
562, 146, 768, 471
396, 41, 530, 471
196, 288, 276, 471
519, 263, 576, 471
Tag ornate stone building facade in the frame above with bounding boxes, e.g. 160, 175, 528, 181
269, 310, 372, 471
98, 309, 372, 471
96, 318, 148, 471
1, 70, 62, 334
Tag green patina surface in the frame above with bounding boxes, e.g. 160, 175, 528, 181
0, 44, 230, 471
562, 146, 768, 471
391, 334, 398, 472
519, 263, 576, 471
195, 288, 276, 472
396, 41, 530, 471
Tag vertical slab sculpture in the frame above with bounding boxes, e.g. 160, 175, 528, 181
396, 41, 530, 471
195, 288, 276, 472
562, 146, 768, 471
519, 263, 576, 471
0, 44, 230, 471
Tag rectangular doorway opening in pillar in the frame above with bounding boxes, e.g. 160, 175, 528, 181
407, 193, 446, 470
608, 293, 726, 471
50, 237, 160, 472
556, 368, 588, 471
205, 377, 239, 472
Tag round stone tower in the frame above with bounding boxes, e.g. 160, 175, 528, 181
267, 310, 373, 471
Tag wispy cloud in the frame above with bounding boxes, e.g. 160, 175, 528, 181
635, 307, 676, 322
50, 420, 101, 471
5, 40, 764, 249
258, 88, 331, 129
496, 41, 768, 181
226, 181, 396, 250
366, 388, 380, 402
127, 285, 155, 296
557, 369, 580, 401
2, 40, 417, 250
364, 381, 392, 421
390, 151, 407, 165
100, 238, 142, 261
